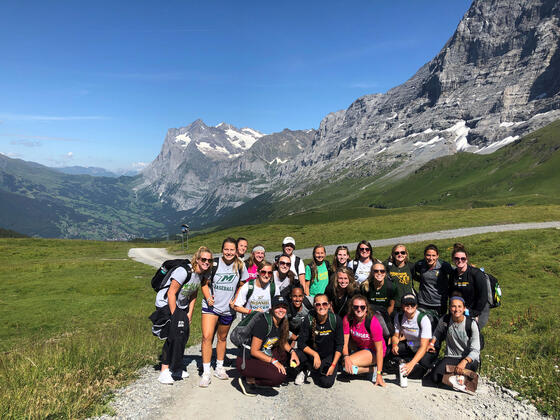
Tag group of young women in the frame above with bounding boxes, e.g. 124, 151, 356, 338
153, 236, 487, 395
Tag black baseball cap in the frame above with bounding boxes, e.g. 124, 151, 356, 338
271, 295, 289, 308
401, 294, 417, 306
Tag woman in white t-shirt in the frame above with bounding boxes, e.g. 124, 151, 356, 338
200, 237, 249, 387
156, 246, 212, 384
389, 294, 437, 380
348, 240, 376, 285
234, 261, 275, 315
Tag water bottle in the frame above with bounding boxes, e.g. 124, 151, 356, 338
160, 265, 168, 275
399, 360, 408, 388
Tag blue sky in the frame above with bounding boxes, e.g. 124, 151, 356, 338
0, 0, 472, 172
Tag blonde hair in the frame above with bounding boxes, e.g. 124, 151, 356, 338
192, 246, 213, 274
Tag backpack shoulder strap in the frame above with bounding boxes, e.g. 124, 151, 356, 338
328, 312, 337, 331
352, 260, 359, 274
263, 312, 273, 336
364, 315, 373, 335
269, 280, 276, 299
295, 256, 301, 275
325, 260, 331, 271
465, 316, 473, 339
210, 257, 219, 280
245, 279, 255, 302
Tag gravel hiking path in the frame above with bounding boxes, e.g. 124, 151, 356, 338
128, 221, 560, 265
108, 222, 558, 420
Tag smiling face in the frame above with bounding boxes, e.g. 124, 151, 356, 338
424, 248, 439, 268
314, 295, 330, 318
449, 298, 466, 321
197, 251, 212, 273
222, 241, 237, 263
291, 287, 304, 309
258, 263, 273, 285
336, 248, 349, 265
236, 239, 248, 257
282, 243, 295, 257
314, 247, 325, 263
453, 251, 468, 273
358, 244, 372, 262
278, 256, 291, 274
337, 272, 350, 289
393, 246, 407, 265
352, 297, 368, 321
254, 250, 265, 263
372, 263, 386, 282
402, 300, 417, 318
273, 304, 288, 321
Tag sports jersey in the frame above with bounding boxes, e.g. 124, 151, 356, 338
394, 311, 432, 352
348, 260, 373, 284
234, 281, 273, 312
385, 261, 415, 308
252, 314, 280, 356
155, 266, 202, 310
305, 262, 329, 296
202, 258, 249, 315
343, 315, 387, 355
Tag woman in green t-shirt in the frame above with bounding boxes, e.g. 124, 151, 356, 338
305, 245, 329, 298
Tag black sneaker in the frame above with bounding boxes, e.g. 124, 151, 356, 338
238, 377, 256, 397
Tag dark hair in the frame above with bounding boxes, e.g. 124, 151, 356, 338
268, 307, 290, 349
309, 244, 326, 285
424, 243, 439, 255
237, 237, 248, 245
274, 253, 296, 285
387, 244, 409, 264
311, 294, 329, 349
332, 245, 350, 270
346, 294, 374, 326
222, 237, 244, 273
451, 242, 469, 259
354, 240, 373, 261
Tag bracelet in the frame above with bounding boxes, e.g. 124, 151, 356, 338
377, 371, 383, 375
272, 359, 279, 365
330, 363, 336, 367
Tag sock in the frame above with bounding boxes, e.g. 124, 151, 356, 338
203, 362, 211, 375
216, 360, 224, 369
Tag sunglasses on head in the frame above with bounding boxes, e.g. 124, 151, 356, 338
373, 269, 386, 274
199, 257, 211, 263
278, 261, 291, 266
314, 302, 329, 308
260, 270, 273, 276
353, 305, 367, 311
359, 247, 370, 252
454, 257, 467, 262
394, 251, 407, 255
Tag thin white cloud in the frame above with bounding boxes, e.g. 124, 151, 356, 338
0, 134, 84, 142
10, 139, 42, 147
66, 152, 73, 158
132, 161, 148, 169
0, 113, 108, 121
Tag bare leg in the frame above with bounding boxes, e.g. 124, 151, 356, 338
216, 323, 231, 361
348, 349, 374, 374
201, 313, 218, 364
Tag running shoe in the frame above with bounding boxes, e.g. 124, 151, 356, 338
238, 377, 256, 396
173, 370, 189, 379
213, 366, 229, 380
294, 371, 305, 385
199, 373, 212, 387
157, 369, 174, 385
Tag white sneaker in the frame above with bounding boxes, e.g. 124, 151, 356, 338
158, 369, 174, 385
294, 370, 305, 385
199, 373, 212, 387
173, 370, 189, 379
213, 366, 229, 380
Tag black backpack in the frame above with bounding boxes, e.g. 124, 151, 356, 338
439, 313, 484, 351
480, 268, 502, 308
151, 259, 191, 292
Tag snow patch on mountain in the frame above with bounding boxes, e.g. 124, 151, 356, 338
446, 121, 470, 151
175, 133, 192, 148
225, 128, 263, 150
197, 142, 229, 155
476, 136, 520, 154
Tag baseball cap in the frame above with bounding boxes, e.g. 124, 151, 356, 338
282, 236, 296, 247
271, 295, 289, 308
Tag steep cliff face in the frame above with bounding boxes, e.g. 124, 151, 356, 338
280, 0, 560, 189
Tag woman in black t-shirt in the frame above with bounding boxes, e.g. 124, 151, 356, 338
324, 267, 357, 318
294, 294, 344, 388
236, 295, 300, 395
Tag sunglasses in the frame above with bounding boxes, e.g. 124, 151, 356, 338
353, 305, 367, 311
454, 257, 467, 262
394, 251, 407, 255
359, 247, 371, 252
314, 302, 329, 308
260, 270, 273, 276
278, 261, 291, 266
199, 257, 211, 263
373, 269, 386, 274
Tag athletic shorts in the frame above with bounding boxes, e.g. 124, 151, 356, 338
202, 307, 234, 325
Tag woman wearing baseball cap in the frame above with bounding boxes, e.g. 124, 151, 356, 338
236, 295, 300, 395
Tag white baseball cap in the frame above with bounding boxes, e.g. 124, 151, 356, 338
282, 236, 296, 247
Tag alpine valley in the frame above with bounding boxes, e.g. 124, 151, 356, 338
1, 0, 559, 239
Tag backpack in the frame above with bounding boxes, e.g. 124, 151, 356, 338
364, 312, 392, 342
275, 254, 302, 275
307, 311, 337, 349
397, 309, 435, 336
151, 259, 191, 292
480, 268, 502, 308
230, 311, 274, 370
245, 279, 276, 304
439, 314, 484, 351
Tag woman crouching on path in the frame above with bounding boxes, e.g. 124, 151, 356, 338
429, 295, 481, 385
342, 294, 386, 386
154, 246, 213, 384
200, 237, 249, 387
236, 295, 300, 395
294, 294, 343, 388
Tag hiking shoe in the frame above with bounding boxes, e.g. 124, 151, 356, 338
158, 369, 174, 385
213, 366, 229, 380
239, 377, 256, 397
199, 373, 212, 387
294, 371, 305, 385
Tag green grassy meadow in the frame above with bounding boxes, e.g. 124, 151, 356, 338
1, 226, 559, 417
